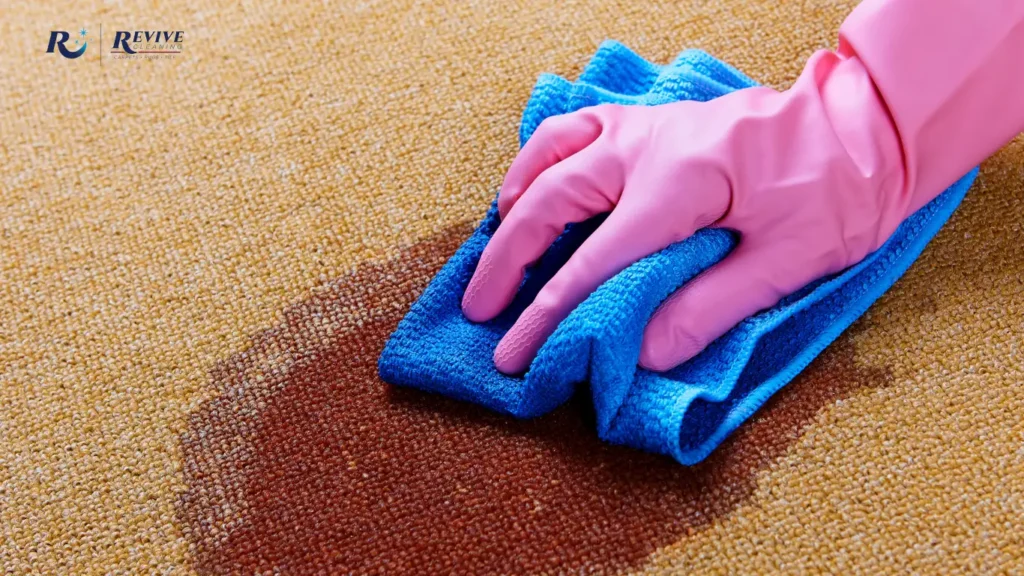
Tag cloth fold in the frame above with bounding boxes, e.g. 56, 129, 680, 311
378, 40, 978, 465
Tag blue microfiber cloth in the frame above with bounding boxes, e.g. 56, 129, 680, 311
378, 40, 978, 465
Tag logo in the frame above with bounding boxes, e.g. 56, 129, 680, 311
45, 25, 186, 62
111, 30, 185, 59
46, 27, 89, 59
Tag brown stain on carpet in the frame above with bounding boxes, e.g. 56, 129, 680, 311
179, 223, 892, 575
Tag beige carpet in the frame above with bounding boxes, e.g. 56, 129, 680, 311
2, 0, 1022, 573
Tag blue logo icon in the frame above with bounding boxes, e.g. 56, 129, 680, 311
47, 27, 88, 59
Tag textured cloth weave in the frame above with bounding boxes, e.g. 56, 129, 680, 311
379, 41, 979, 465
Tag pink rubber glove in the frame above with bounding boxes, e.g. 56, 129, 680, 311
463, 0, 1024, 375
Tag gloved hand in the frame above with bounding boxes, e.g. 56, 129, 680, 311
463, 0, 1024, 375
462, 51, 907, 374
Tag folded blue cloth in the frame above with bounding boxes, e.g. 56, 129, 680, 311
379, 40, 978, 465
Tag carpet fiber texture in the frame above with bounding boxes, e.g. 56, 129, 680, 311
2, 0, 1022, 574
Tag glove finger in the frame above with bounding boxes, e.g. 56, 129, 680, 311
462, 140, 622, 323
497, 109, 604, 220
492, 204, 670, 375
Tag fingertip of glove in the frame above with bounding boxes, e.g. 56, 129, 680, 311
637, 348, 677, 372
638, 322, 704, 372
460, 289, 486, 323
493, 336, 530, 375
493, 305, 550, 375
461, 254, 496, 322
